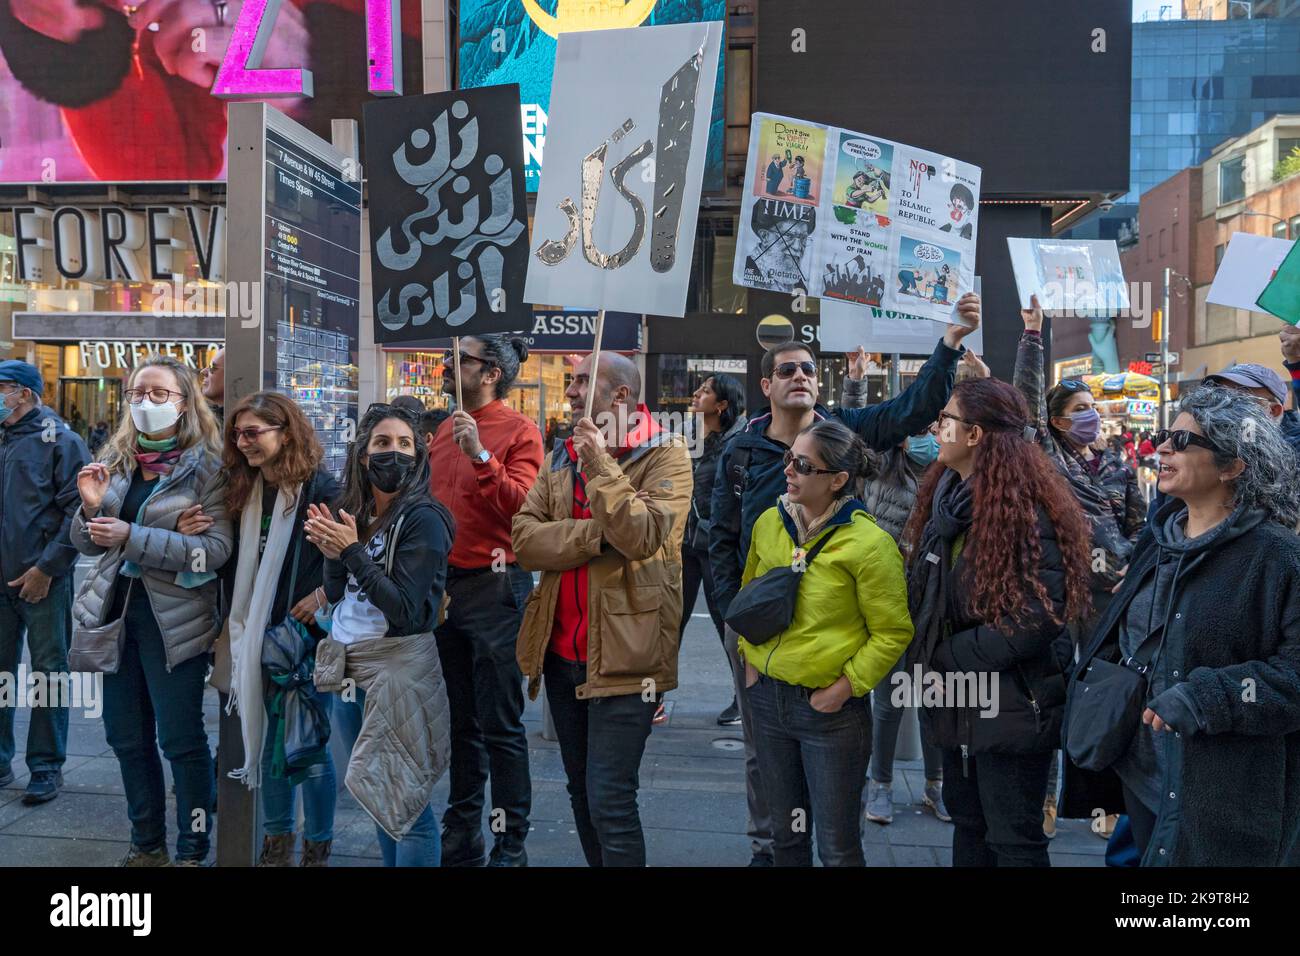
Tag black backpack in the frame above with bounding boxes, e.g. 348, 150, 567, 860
724, 526, 839, 644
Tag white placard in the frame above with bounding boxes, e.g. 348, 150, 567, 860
1206, 232, 1295, 314
523, 22, 723, 317
733, 112, 982, 323
818, 277, 984, 355
1006, 237, 1129, 317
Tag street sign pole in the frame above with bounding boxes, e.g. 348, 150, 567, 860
1161, 266, 1171, 429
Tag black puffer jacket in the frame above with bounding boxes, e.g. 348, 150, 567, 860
1067, 500, 1300, 866
914, 508, 1074, 757
685, 415, 746, 547
1014, 331, 1144, 591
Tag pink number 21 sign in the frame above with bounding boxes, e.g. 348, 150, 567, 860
213, 0, 402, 99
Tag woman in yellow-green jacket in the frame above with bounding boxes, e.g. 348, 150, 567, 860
738, 419, 914, 866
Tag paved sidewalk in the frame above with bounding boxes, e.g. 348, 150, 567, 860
1, 599, 1105, 867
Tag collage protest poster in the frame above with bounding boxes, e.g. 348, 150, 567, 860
1207, 232, 1295, 316
363, 85, 531, 343
1006, 237, 1129, 317
523, 21, 724, 317
733, 112, 981, 323
818, 278, 984, 355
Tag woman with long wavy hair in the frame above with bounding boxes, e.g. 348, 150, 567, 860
902, 377, 1091, 867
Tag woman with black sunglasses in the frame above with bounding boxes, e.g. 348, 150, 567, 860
1069, 386, 1300, 865
736, 420, 913, 865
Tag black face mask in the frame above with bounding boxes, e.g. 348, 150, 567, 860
366, 450, 416, 494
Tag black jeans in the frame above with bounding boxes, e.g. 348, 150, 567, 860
1122, 783, 1157, 861
435, 564, 533, 845
745, 675, 871, 866
942, 748, 1052, 867
679, 543, 725, 646
543, 652, 657, 867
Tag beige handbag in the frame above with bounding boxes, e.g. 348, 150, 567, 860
209, 620, 232, 694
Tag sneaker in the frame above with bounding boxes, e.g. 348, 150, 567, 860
922, 781, 951, 822
652, 701, 668, 725
1043, 793, 1058, 840
717, 697, 742, 726
747, 853, 774, 867
0, 765, 13, 788
120, 845, 170, 868
864, 782, 893, 825
21, 769, 62, 805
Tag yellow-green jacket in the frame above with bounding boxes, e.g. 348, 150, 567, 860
737, 498, 913, 697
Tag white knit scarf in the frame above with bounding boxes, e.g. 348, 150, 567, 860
226, 474, 300, 789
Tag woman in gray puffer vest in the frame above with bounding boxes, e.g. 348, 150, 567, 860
71, 356, 231, 867
839, 351, 991, 827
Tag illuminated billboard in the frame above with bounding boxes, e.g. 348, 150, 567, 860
0, 0, 423, 183
456, 0, 726, 193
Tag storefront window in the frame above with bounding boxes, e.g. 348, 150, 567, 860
657, 354, 750, 415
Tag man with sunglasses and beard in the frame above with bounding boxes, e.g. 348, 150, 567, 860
708, 292, 981, 866
428, 335, 543, 867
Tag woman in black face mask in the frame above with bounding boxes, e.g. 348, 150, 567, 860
303, 404, 456, 866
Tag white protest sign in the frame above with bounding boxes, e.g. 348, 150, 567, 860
733, 112, 982, 323
523, 21, 723, 317
1206, 232, 1295, 314
819, 277, 984, 355
1007, 237, 1129, 317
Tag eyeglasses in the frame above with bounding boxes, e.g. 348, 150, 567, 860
1155, 428, 1223, 455
199, 364, 222, 377
782, 450, 841, 477
773, 361, 817, 380
124, 387, 184, 405
233, 425, 283, 443
938, 410, 976, 429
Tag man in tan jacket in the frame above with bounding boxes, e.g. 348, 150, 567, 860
513, 351, 691, 866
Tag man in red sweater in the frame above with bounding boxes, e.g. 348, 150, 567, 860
429, 334, 543, 866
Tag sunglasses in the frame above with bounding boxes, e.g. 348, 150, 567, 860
783, 450, 841, 477
1155, 428, 1223, 455
1055, 379, 1091, 393
773, 361, 817, 380
442, 350, 495, 369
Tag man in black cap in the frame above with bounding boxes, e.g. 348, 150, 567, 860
0, 360, 90, 804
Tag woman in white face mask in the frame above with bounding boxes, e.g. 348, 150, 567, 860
69, 356, 231, 867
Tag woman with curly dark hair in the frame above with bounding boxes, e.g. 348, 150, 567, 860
903, 378, 1092, 866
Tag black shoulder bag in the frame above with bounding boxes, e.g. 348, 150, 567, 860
1064, 629, 1166, 772
724, 526, 839, 644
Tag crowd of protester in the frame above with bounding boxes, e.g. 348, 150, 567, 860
3, 286, 1300, 869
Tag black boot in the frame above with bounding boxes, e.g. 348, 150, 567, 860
440, 826, 486, 867
487, 834, 528, 867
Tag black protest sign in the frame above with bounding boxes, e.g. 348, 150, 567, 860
363, 85, 529, 343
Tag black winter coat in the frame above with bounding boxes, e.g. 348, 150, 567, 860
916, 509, 1074, 757
1066, 501, 1300, 866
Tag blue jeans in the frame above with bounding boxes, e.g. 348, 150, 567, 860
868, 655, 942, 784
745, 674, 871, 867
0, 576, 72, 774
102, 592, 214, 861
260, 692, 336, 842
333, 687, 440, 867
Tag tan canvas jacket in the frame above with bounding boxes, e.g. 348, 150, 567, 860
513, 430, 692, 701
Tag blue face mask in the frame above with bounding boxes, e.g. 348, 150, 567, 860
905, 433, 940, 467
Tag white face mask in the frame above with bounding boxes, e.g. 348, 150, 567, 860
130, 397, 181, 434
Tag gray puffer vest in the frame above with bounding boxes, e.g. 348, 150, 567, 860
71, 445, 233, 671
858, 447, 926, 544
